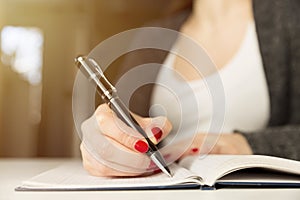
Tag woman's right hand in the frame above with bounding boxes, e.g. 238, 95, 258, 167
80, 104, 172, 177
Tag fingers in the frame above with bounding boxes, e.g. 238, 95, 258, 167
94, 104, 148, 153
80, 103, 173, 177
81, 143, 144, 177
95, 104, 172, 152
137, 115, 172, 144
81, 116, 151, 173
180, 134, 203, 158
179, 134, 219, 158
178, 133, 253, 160
212, 134, 253, 155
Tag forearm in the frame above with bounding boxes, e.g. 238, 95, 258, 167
239, 125, 300, 161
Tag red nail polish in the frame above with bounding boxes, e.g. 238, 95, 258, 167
154, 169, 162, 174
134, 140, 149, 153
191, 148, 199, 153
151, 127, 163, 141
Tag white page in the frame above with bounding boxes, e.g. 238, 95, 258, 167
18, 160, 198, 190
218, 169, 300, 184
179, 155, 300, 186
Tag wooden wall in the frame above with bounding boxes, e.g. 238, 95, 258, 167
0, 0, 191, 157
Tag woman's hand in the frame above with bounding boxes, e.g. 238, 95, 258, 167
181, 133, 253, 157
80, 104, 172, 177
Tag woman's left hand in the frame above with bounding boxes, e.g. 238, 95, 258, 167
182, 133, 253, 157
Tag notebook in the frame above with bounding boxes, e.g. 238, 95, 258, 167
16, 155, 300, 191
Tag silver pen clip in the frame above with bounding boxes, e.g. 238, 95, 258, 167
75, 56, 116, 102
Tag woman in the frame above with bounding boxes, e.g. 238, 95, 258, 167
80, 0, 300, 177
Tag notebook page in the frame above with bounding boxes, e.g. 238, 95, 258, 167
218, 169, 300, 184
179, 155, 300, 186
19, 160, 197, 190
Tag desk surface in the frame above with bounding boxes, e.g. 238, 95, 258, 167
0, 158, 299, 200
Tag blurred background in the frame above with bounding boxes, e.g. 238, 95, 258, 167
0, 0, 192, 158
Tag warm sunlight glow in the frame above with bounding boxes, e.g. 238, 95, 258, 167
1, 26, 43, 85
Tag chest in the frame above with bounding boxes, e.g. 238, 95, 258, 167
151, 22, 270, 135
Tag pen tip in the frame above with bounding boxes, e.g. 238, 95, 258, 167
164, 166, 173, 178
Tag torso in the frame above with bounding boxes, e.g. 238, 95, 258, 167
173, 0, 254, 81
151, 20, 270, 140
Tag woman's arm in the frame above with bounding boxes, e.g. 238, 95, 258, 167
239, 127, 300, 160
235, 0, 299, 161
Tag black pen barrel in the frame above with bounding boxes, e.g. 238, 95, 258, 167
109, 96, 158, 153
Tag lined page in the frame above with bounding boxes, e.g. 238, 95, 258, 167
19, 160, 197, 190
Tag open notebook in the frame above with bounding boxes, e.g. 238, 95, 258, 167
16, 155, 300, 191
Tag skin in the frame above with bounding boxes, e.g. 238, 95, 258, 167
172, 0, 253, 155
81, 0, 253, 177
81, 104, 173, 177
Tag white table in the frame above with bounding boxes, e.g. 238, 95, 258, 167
1, 158, 299, 200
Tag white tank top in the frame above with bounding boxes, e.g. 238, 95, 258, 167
150, 22, 270, 137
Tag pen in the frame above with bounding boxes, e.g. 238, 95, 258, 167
75, 56, 172, 177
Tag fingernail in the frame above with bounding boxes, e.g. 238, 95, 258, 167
191, 148, 199, 153
153, 169, 162, 174
134, 140, 149, 153
151, 127, 163, 141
